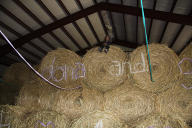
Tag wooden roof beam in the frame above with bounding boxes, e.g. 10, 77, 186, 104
0, 2, 191, 56
77, 39, 137, 56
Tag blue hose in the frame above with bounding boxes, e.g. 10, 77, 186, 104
140, 0, 154, 82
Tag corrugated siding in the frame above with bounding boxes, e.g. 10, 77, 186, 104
80, 0, 94, 8
88, 13, 106, 42
0, 0, 191, 66
0, 10, 29, 35
20, 0, 53, 25
64, 23, 88, 49
22, 43, 45, 57
17, 48, 39, 63
53, 28, 79, 52
31, 38, 52, 52
41, 33, 63, 48
1, 0, 41, 30
172, 26, 192, 52
76, 18, 97, 45
61, 0, 80, 14
41, 0, 66, 20
0, 26, 18, 41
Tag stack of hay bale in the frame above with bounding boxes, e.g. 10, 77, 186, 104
178, 42, 192, 127
2, 63, 33, 86
126, 43, 191, 128
178, 43, 192, 90
0, 43, 191, 128
0, 63, 36, 105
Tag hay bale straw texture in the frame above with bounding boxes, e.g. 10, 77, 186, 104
53, 87, 104, 120
130, 43, 181, 93
156, 81, 192, 122
70, 110, 128, 128
16, 81, 57, 112
0, 105, 27, 128
82, 46, 128, 92
24, 110, 70, 128
38, 48, 82, 89
104, 80, 155, 123
179, 43, 192, 89
131, 113, 189, 128
3, 62, 32, 87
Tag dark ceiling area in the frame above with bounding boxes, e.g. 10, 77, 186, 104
0, 0, 191, 66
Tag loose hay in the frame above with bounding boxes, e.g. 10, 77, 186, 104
52, 87, 104, 120
70, 110, 128, 128
156, 81, 192, 122
24, 110, 70, 128
0, 105, 27, 128
130, 43, 181, 93
179, 43, 192, 89
82, 46, 128, 92
3, 63, 32, 87
38, 48, 83, 89
131, 113, 189, 128
16, 81, 57, 111
104, 80, 155, 123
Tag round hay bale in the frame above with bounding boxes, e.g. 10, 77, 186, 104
16, 81, 57, 112
82, 46, 128, 92
104, 80, 156, 123
38, 48, 82, 89
179, 43, 192, 89
3, 63, 32, 87
130, 43, 181, 93
52, 87, 104, 120
0, 105, 27, 128
156, 81, 192, 122
16, 81, 42, 111
71, 110, 128, 128
24, 110, 70, 128
131, 113, 189, 128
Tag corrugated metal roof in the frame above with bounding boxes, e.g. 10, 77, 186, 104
0, 0, 191, 66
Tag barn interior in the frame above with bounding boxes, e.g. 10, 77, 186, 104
0, 0, 192, 127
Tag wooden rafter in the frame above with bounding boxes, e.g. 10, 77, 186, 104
159, 0, 178, 43
0, 4, 55, 50
170, 10, 192, 48
56, 0, 91, 47
9, 51, 36, 65
34, 0, 70, 49
0, 21, 42, 61
75, 0, 100, 44
13, 0, 59, 51
177, 37, 192, 55
92, 0, 108, 36
0, 2, 192, 56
